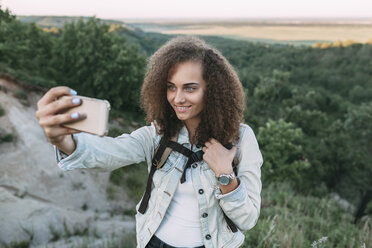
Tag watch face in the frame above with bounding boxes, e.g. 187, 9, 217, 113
218, 175, 230, 185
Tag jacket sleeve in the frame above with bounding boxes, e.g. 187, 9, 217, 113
215, 124, 263, 231
56, 124, 156, 172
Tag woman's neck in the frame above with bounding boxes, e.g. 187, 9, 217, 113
184, 119, 199, 144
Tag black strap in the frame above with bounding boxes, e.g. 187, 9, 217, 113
167, 140, 193, 157
180, 150, 204, 183
138, 164, 157, 214
223, 212, 238, 233
138, 136, 168, 214
153, 136, 168, 167
162, 140, 203, 184
138, 137, 239, 233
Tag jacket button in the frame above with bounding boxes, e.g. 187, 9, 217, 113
205, 234, 211, 240
198, 189, 204, 194
192, 164, 198, 168
202, 213, 208, 218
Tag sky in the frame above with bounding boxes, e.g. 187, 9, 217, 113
2, 0, 372, 19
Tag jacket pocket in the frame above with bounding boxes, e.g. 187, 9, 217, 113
153, 153, 181, 187
157, 151, 179, 172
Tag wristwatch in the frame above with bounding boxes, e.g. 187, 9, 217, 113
217, 172, 235, 185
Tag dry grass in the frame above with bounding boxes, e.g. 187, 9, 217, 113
143, 23, 372, 43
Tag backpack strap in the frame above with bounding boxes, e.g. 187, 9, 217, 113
180, 150, 203, 184
155, 136, 178, 169
138, 135, 177, 214
138, 136, 166, 214
138, 136, 239, 233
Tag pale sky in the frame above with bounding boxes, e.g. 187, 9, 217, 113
2, 0, 372, 19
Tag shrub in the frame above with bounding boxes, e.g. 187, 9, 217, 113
0, 104, 4, 116
0, 133, 14, 142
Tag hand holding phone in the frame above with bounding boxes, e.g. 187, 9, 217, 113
36, 87, 111, 154
59, 95, 111, 137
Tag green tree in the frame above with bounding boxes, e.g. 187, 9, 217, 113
0, 6, 55, 86
344, 102, 372, 222
257, 119, 310, 185
52, 17, 146, 111
0, 5, 15, 24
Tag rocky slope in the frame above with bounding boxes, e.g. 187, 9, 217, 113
0, 76, 136, 247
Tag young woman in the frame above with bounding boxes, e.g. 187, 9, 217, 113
36, 36, 263, 248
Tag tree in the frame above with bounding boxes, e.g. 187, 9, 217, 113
52, 18, 146, 111
0, 5, 15, 24
257, 119, 310, 185
344, 102, 372, 222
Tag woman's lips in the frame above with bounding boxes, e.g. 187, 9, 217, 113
175, 105, 191, 113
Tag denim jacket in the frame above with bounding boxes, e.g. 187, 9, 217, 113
56, 123, 263, 248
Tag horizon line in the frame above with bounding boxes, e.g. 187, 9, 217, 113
16, 15, 372, 21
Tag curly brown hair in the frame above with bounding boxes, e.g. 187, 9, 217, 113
140, 36, 245, 146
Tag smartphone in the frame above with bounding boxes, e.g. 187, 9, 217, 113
59, 95, 111, 136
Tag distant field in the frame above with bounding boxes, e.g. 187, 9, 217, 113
128, 22, 372, 45
17, 16, 372, 45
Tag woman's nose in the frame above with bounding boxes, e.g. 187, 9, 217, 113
174, 90, 185, 103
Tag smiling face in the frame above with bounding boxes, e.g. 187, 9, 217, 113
167, 61, 207, 132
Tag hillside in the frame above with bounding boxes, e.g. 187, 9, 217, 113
16, 15, 170, 56
0, 76, 136, 247
1, 9, 371, 247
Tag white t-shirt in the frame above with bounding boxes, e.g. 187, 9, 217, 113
155, 169, 204, 247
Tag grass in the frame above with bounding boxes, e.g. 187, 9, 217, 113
136, 22, 372, 44
106, 114, 148, 209
109, 162, 147, 204
0, 132, 14, 143
9, 240, 30, 248
0, 104, 4, 116
9, 226, 34, 248
38, 181, 370, 248
81, 203, 88, 211
71, 181, 86, 191
13, 89, 29, 106
108, 109, 146, 136
106, 184, 117, 200
242, 182, 371, 247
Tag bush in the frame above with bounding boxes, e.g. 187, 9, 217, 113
0, 104, 4, 116
109, 162, 147, 203
13, 89, 29, 105
243, 182, 371, 247
0, 133, 14, 142
257, 119, 310, 185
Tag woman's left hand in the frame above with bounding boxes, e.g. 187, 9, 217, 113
202, 138, 236, 177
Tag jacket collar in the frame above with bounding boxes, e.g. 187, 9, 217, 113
177, 125, 203, 152
177, 125, 190, 145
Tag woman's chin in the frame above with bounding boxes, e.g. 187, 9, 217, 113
176, 114, 188, 121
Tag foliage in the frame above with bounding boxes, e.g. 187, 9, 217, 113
109, 162, 147, 203
51, 17, 147, 111
0, 14, 55, 82
9, 240, 30, 248
0, 7, 147, 111
0, 133, 14, 142
1, 4, 372, 234
243, 183, 371, 248
0, 4, 15, 23
257, 119, 310, 185
0, 104, 4, 116
343, 102, 372, 221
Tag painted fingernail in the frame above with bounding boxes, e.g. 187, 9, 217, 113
71, 112, 79, 119
70, 89, 77, 95
72, 98, 81, 104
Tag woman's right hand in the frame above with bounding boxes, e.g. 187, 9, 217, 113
36, 86, 87, 155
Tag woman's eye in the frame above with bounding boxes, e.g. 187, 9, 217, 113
167, 85, 176, 90
186, 87, 195, 92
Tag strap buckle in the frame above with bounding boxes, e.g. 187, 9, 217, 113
190, 151, 203, 163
